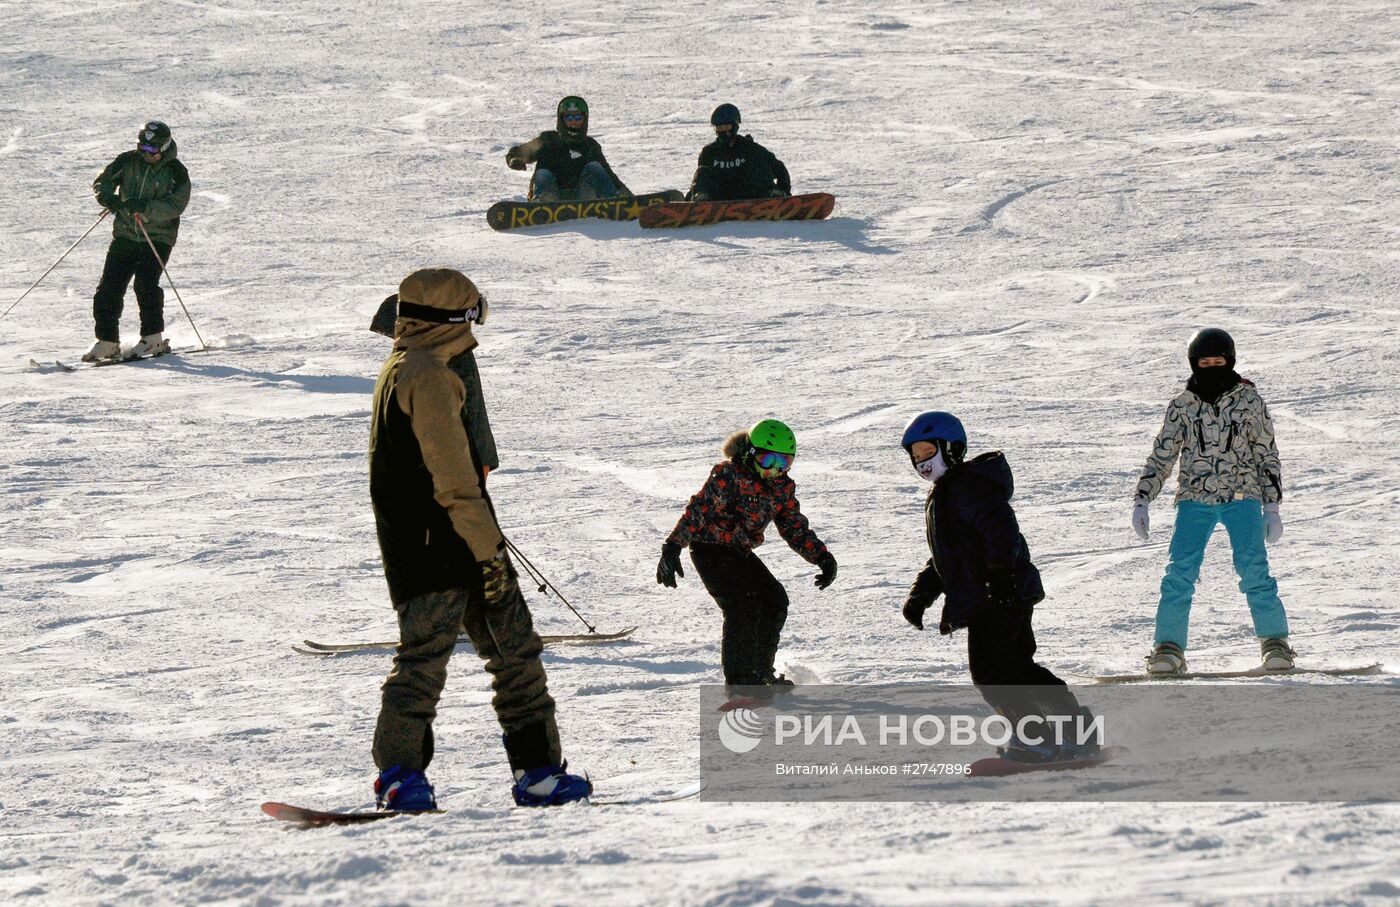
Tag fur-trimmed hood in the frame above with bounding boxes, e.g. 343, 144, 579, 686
722, 430, 750, 461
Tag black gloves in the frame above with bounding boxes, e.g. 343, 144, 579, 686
481, 554, 511, 603
985, 563, 1021, 609
814, 552, 838, 590
656, 543, 684, 588
95, 185, 120, 211
902, 596, 927, 630
506, 153, 527, 171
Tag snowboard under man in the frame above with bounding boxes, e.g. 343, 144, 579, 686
656, 419, 837, 696
368, 268, 590, 809
687, 104, 791, 202
899, 412, 1096, 763
85, 121, 190, 361
505, 96, 631, 201
1132, 328, 1293, 674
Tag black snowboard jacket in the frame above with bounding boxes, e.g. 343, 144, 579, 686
506, 131, 630, 197
688, 134, 791, 201
906, 452, 1045, 635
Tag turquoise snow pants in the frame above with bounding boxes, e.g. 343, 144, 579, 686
1154, 499, 1289, 648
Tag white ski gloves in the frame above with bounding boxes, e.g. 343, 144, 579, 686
1132, 500, 1150, 541
1263, 502, 1283, 544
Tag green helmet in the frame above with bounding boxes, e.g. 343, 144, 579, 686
748, 418, 796, 455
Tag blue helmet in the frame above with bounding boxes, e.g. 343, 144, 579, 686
901, 411, 967, 464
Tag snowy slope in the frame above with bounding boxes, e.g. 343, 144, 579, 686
3, 0, 1399, 903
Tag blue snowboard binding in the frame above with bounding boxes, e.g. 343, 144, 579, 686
512, 761, 593, 806
374, 765, 438, 812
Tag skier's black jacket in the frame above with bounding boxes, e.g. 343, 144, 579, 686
506, 131, 630, 198
689, 134, 792, 201
907, 452, 1045, 634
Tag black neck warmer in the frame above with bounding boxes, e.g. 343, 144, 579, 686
1188, 367, 1241, 405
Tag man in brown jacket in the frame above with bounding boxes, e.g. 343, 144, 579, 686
368, 268, 591, 809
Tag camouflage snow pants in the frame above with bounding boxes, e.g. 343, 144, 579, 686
371, 565, 561, 774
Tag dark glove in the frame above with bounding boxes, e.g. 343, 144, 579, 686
481, 554, 511, 603
656, 543, 684, 588
124, 199, 145, 216
814, 552, 838, 590
902, 596, 927, 630
96, 186, 120, 210
506, 154, 527, 171
985, 563, 1021, 609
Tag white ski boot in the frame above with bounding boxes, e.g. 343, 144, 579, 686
1146, 642, 1186, 675
81, 339, 121, 362
1260, 637, 1296, 671
129, 333, 171, 358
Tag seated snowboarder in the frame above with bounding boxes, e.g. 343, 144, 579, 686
687, 104, 791, 202
505, 96, 631, 202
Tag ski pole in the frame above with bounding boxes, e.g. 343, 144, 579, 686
502, 537, 597, 633
1, 210, 109, 320
136, 218, 207, 351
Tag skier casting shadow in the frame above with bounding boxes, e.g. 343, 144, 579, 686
85, 121, 190, 362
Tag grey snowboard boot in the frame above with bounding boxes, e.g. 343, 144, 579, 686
1146, 641, 1186, 675
1260, 637, 1296, 671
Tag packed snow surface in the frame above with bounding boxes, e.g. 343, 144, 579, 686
2, 1, 1398, 904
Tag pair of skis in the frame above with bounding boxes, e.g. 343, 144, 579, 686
291, 626, 636, 657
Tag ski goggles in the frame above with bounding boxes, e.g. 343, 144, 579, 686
137, 143, 164, 155
562, 113, 585, 125
754, 450, 793, 473
714, 123, 736, 135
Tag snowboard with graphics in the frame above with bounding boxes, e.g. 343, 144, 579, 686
486, 190, 683, 231
638, 192, 835, 228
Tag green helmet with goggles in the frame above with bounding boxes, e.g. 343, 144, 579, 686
747, 418, 796, 478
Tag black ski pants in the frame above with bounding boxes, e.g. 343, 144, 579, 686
690, 542, 789, 687
372, 560, 560, 774
92, 237, 170, 342
965, 604, 1080, 727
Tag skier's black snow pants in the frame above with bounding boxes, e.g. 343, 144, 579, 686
966, 604, 1081, 728
92, 237, 170, 342
689, 542, 789, 688
372, 559, 560, 774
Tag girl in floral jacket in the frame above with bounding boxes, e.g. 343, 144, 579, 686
656, 419, 837, 693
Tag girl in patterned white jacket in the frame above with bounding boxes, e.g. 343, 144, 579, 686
1132, 328, 1293, 674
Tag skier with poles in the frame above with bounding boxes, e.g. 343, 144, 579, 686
898, 411, 1098, 763
368, 267, 591, 810
1132, 328, 1293, 674
656, 419, 837, 698
84, 121, 191, 362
